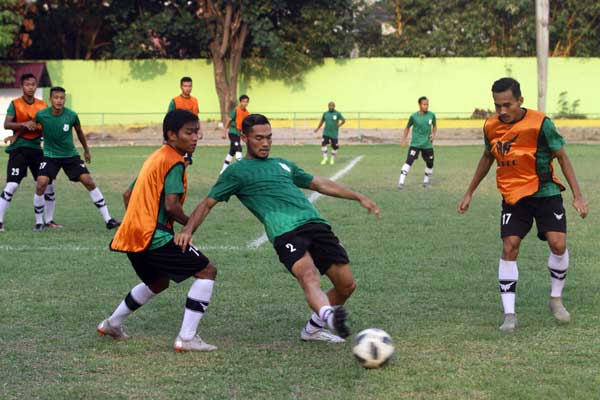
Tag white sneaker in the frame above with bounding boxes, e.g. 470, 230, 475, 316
97, 319, 129, 340
300, 327, 345, 343
549, 297, 571, 323
174, 335, 217, 352
499, 314, 518, 332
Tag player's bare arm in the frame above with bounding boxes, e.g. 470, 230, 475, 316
123, 188, 132, 208
74, 124, 91, 163
164, 193, 189, 225
401, 126, 410, 147
314, 119, 324, 133
174, 196, 219, 250
337, 118, 346, 128
553, 148, 588, 218
222, 117, 233, 139
309, 177, 380, 217
430, 124, 437, 142
458, 150, 495, 213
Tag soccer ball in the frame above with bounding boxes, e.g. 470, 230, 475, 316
352, 328, 395, 369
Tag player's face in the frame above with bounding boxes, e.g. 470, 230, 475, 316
240, 98, 249, 109
419, 100, 429, 113
328, 102, 335, 112
50, 92, 66, 111
181, 82, 193, 96
493, 89, 524, 123
21, 78, 37, 98
170, 120, 200, 155
242, 124, 272, 159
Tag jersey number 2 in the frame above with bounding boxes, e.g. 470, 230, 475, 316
285, 243, 297, 253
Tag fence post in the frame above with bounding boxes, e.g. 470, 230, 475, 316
293, 112, 296, 144
357, 112, 361, 141
101, 113, 105, 136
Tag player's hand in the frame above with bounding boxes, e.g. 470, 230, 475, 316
84, 150, 91, 163
429, 134, 435, 142
359, 196, 380, 218
573, 196, 588, 218
401, 139, 408, 147
174, 230, 194, 252
3, 135, 16, 144
23, 121, 37, 131
221, 131, 227, 140
458, 193, 471, 214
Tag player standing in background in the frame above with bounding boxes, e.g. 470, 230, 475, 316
168, 76, 201, 165
314, 102, 345, 165
1, 73, 60, 231
176, 114, 380, 343
458, 77, 588, 332
99, 109, 218, 352
220, 94, 249, 174
33, 87, 120, 231
398, 96, 437, 189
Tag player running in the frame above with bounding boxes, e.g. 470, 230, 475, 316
458, 77, 588, 332
33, 87, 120, 231
220, 94, 249, 174
314, 102, 345, 165
98, 109, 218, 352
1, 73, 59, 231
398, 96, 437, 189
176, 113, 380, 343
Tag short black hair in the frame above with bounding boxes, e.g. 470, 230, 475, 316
242, 114, 270, 135
180, 76, 192, 85
492, 77, 521, 99
418, 96, 428, 104
239, 94, 249, 102
50, 86, 66, 96
20, 73, 36, 84
163, 109, 199, 141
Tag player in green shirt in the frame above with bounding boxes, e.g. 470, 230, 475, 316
175, 114, 380, 343
314, 102, 345, 165
220, 94, 249, 174
33, 87, 120, 231
398, 96, 437, 189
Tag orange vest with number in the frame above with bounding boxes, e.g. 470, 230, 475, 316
173, 95, 199, 115
12, 97, 46, 140
484, 109, 563, 205
234, 106, 249, 131
110, 145, 187, 253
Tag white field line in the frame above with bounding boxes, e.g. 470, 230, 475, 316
246, 155, 365, 250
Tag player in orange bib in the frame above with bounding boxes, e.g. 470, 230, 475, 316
220, 94, 249, 174
168, 76, 201, 165
458, 77, 588, 332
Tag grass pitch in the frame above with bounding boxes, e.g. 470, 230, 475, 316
1, 144, 598, 399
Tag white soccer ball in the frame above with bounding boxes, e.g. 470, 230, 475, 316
352, 328, 395, 369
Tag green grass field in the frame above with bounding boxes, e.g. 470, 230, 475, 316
1, 144, 598, 399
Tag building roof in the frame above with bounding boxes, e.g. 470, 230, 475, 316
0, 62, 52, 88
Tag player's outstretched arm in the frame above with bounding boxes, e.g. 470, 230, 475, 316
74, 124, 91, 163
458, 150, 495, 214
554, 148, 588, 218
174, 196, 219, 250
309, 177, 380, 217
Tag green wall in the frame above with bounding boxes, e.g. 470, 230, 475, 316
44, 58, 600, 124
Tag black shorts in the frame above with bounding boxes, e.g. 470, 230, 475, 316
127, 241, 210, 285
405, 146, 434, 167
38, 156, 90, 182
501, 195, 567, 241
6, 147, 45, 183
273, 223, 350, 275
321, 136, 339, 150
228, 133, 242, 155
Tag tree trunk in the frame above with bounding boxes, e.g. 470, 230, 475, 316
536, 0, 549, 112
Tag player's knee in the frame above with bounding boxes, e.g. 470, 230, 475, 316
336, 279, 356, 299
149, 279, 170, 293
426, 161, 434, 169
296, 266, 320, 287
81, 175, 96, 190
502, 241, 520, 260
196, 263, 217, 280
548, 240, 566, 256
35, 178, 49, 194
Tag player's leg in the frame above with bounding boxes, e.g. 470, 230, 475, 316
233, 133, 243, 161
220, 134, 239, 174
75, 162, 120, 229
27, 149, 60, 228
33, 158, 58, 231
398, 147, 419, 188
329, 139, 339, 165
421, 148, 434, 187
0, 149, 28, 231
321, 137, 330, 165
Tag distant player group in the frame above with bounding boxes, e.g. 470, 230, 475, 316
1, 73, 588, 351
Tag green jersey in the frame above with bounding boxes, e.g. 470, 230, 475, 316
485, 118, 565, 198
129, 164, 185, 250
167, 99, 176, 112
322, 110, 345, 139
5, 99, 43, 153
208, 157, 328, 242
407, 111, 436, 149
35, 107, 80, 158
228, 109, 241, 135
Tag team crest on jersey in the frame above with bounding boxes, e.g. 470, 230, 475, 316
63, 124, 70, 132
279, 162, 291, 173
333, 115, 337, 120
428, 119, 432, 125
495, 134, 519, 158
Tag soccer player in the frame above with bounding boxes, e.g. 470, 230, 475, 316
168, 76, 201, 165
398, 96, 437, 189
33, 87, 120, 231
220, 94, 249, 174
314, 102, 345, 165
175, 114, 380, 343
1, 73, 60, 231
98, 109, 218, 352
458, 77, 588, 332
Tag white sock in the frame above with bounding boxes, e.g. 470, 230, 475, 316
220, 154, 233, 174
235, 151, 242, 161
305, 312, 325, 334
424, 167, 433, 184
321, 146, 328, 158
0, 182, 19, 223
33, 194, 45, 224
44, 183, 56, 223
179, 279, 215, 341
548, 249, 569, 298
498, 259, 519, 315
398, 163, 410, 185
318, 305, 335, 330
331, 150, 338, 160
89, 188, 111, 222
108, 283, 156, 327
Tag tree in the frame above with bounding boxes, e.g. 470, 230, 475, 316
0, 0, 26, 82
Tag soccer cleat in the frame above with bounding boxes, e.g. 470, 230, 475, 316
32, 223, 44, 232
300, 327, 345, 343
549, 297, 571, 323
45, 221, 63, 229
174, 335, 217, 352
97, 319, 129, 340
106, 218, 121, 230
397, 184, 404, 190
422, 182, 431, 188
499, 314, 518, 332
320, 157, 328, 165
0, 222, 4, 232
329, 157, 335, 165
332, 306, 351, 338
